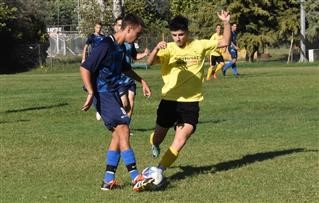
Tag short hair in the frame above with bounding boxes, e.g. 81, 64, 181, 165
215, 24, 222, 28
114, 16, 123, 25
169, 16, 188, 31
95, 22, 102, 26
121, 13, 145, 29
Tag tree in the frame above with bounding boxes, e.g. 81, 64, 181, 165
0, 0, 49, 73
304, 0, 319, 46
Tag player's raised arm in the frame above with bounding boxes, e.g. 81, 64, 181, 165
147, 41, 167, 65
217, 10, 231, 48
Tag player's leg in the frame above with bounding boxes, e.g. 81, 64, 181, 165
150, 100, 177, 158
231, 57, 238, 76
127, 84, 136, 118
213, 56, 225, 79
207, 55, 216, 80
150, 124, 169, 157
158, 123, 194, 171
158, 101, 199, 171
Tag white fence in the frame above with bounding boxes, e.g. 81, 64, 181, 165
48, 32, 86, 57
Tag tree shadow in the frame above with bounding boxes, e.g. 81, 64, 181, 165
0, 119, 30, 124
4, 103, 68, 113
169, 148, 316, 181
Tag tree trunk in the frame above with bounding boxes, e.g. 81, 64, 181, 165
113, 0, 124, 18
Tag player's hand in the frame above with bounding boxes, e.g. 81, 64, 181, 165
217, 10, 230, 23
156, 41, 167, 50
141, 80, 151, 98
81, 93, 94, 111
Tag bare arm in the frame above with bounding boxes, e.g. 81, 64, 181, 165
147, 41, 167, 65
124, 69, 151, 97
82, 44, 88, 63
80, 67, 94, 111
217, 11, 231, 48
135, 48, 149, 60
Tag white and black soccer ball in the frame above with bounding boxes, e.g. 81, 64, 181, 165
142, 166, 164, 190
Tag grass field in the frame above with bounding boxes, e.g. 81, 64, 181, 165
1, 62, 318, 202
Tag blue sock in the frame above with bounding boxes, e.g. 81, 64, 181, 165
232, 63, 238, 75
121, 149, 139, 182
223, 60, 234, 72
103, 150, 120, 183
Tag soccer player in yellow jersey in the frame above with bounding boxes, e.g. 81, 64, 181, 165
146, 11, 231, 179
207, 24, 226, 80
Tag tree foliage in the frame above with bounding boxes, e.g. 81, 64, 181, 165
0, 0, 49, 73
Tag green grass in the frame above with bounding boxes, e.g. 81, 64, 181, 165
1, 63, 318, 202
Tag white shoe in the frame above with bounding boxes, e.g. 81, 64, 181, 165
96, 112, 101, 120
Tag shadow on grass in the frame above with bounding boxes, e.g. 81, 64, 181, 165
169, 148, 316, 181
0, 119, 30, 124
4, 103, 68, 113
198, 119, 226, 124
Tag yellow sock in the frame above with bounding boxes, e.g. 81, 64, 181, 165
206, 67, 213, 80
159, 147, 179, 169
215, 63, 224, 73
149, 132, 154, 145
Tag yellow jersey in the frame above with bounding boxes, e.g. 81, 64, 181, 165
157, 39, 218, 102
209, 33, 224, 56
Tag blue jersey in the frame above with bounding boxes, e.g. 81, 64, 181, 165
119, 42, 137, 88
229, 31, 237, 50
81, 35, 131, 93
86, 33, 105, 48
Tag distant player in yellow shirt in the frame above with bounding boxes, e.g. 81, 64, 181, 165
145, 11, 231, 180
207, 24, 226, 80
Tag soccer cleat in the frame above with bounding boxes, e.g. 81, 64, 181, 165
151, 145, 160, 158
96, 112, 102, 121
100, 180, 120, 191
132, 177, 155, 192
222, 69, 226, 76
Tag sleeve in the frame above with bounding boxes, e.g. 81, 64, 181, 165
122, 57, 132, 72
85, 35, 92, 45
202, 39, 218, 52
81, 41, 108, 73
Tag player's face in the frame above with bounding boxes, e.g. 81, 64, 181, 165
126, 25, 142, 43
232, 24, 237, 32
94, 24, 102, 34
215, 25, 221, 34
171, 30, 188, 47
114, 20, 122, 33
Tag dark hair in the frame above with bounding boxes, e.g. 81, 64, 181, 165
169, 16, 188, 31
121, 13, 145, 29
96, 22, 102, 26
114, 16, 123, 25
215, 24, 222, 28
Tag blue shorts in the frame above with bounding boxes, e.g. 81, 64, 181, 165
95, 92, 130, 130
118, 83, 136, 97
228, 48, 237, 59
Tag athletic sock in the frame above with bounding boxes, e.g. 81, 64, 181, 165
103, 150, 120, 183
206, 67, 214, 80
159, 146, 179, 169
215, 63, 224, 72
121, 149, 139, 181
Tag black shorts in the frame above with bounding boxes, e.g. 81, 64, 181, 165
156, 100, 199, 132
118, 83, 136, 97
210, 55, 224, 66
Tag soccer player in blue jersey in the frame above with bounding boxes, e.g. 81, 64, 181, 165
113, 17, 149, 118
222, 23, 240, 77
80, 14, 152, 191
81, 22, 105, 63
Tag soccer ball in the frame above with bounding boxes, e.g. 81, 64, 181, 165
142, 166, 164, 190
